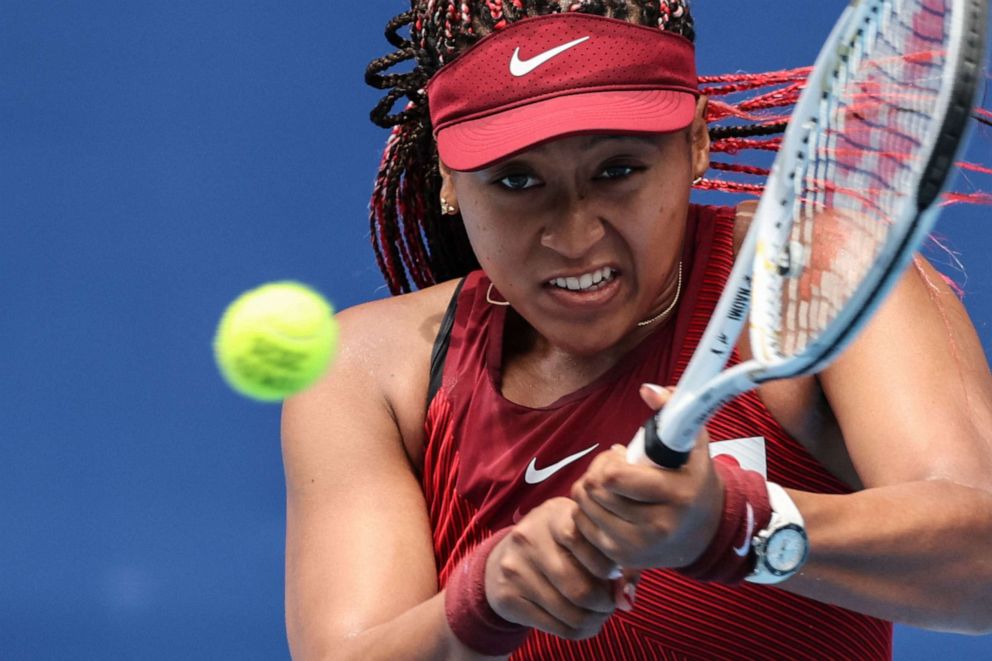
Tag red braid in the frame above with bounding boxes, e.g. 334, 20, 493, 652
711, 137, 783, 155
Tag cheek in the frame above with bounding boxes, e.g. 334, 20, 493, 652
630, 183, 690, 241
459, 187, 541, 265
627, 187, 690, 271
460, 209, 517, 274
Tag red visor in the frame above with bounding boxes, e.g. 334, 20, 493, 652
427, 13, 699, 171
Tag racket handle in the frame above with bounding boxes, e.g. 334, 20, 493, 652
626, 413, 691, 469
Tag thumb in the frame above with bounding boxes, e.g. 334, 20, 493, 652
639, 383, 673, 410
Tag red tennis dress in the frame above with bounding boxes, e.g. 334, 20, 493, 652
423, 204, 892, 659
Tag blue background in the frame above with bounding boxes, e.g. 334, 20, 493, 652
2, 2, 990, 658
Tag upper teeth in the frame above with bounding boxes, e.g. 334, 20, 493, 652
550, 267, 615, 291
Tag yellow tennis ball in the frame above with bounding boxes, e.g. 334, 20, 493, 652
213, 281, 338, 402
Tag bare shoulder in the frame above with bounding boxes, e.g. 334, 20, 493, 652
307, 278, 462, 465
732, 200, 758, 256
332, 279, 459, 376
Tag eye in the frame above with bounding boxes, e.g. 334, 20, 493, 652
597, 164, 641, 180
496, 173, 541, 191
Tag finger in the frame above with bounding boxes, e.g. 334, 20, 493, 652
572, 459, 639, 522
488, 540, 612, 636
539, 520, 616, 614
524, 563, 613, 632
571, 505, 630, 565
573, 477, 648, 526
541, 555, 616, 616
638, 383, 673, 409
519, 597, 612, 641
551, 510, 621, 580
572, 483, 645, 545
583, 448, 690, 504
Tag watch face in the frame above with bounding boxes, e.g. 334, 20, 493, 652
766, 525, 809, 573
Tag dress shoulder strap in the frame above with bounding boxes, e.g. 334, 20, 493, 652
427, 278, 466, 408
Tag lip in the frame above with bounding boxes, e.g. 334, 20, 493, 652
541, 270, 622, 310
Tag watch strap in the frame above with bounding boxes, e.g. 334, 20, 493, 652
745, 481, 808, 585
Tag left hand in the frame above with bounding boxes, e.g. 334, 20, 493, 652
569, 384, 725, 570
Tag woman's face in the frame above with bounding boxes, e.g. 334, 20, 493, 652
441, 110, 709, 356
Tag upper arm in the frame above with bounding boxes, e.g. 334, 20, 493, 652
818, 256, 992, 490
281, 295, 442, 658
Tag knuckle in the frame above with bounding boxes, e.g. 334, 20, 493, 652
494, 554, 521, 582
600, 463, 625, 489
588, 454, 610, 478
507, 526, 533, 551
558, 521, 582, 547
492, 543, 529, 581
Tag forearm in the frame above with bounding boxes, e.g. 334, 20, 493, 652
786, 480, 992, 633
290, 591, 506, 661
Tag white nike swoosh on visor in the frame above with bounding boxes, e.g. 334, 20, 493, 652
734, 503, 756, 557
509, 36, 591, 77
525, 443, 599, 484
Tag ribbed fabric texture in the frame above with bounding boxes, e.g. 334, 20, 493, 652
423, 204, 892, 659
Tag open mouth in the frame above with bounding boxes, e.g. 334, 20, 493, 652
546, 267, 617, 293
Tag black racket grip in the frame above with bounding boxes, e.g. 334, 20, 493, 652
642, 413, 691, 469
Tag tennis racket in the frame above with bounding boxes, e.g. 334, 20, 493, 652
628, 0, 989, 468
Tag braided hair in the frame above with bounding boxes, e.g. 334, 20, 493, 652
366, 1, 703, 295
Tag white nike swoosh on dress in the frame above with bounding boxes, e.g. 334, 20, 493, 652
509, 36, 591, 77
525, 443, 600, 484
734, 502, 756, 557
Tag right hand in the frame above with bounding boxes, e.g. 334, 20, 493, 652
570, 384, 723, 571
483, 497, 639, 641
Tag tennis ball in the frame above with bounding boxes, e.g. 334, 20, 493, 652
214, 281, 338, 402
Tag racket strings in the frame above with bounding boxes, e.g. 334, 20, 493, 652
775, 0, 954, 357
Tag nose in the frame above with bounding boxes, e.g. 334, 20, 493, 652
539, 197, 606, 260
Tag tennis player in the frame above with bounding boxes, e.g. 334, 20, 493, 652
282, 2, 992, 659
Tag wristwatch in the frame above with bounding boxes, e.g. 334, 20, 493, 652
745, 481, 809, 585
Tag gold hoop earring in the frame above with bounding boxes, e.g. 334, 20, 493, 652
440, 197, 458, 215
486, 282, 510, 307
